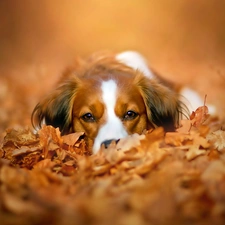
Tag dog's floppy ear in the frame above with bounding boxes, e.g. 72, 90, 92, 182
135, 75, 184, 131
31, 77, 80, 135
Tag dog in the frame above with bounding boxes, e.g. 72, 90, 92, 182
32, 51, 212, 153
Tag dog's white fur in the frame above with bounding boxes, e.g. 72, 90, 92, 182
93, 80, 128, 153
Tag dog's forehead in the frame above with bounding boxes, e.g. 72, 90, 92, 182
74, 68, 140, 110
82, 70, 134, 89
101, 79, 117, 103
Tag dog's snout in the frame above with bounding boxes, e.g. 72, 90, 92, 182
101, 139, 120, 149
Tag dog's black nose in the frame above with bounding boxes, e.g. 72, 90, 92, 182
101, 139, 120, 149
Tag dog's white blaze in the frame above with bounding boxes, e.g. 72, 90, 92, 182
93, 80, 128, 153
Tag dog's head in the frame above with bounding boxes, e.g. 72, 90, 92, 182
32, 51, 185, 153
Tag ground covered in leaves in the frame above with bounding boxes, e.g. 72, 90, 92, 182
1, 108, 225, 225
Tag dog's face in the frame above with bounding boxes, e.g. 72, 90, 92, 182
71, 72, 149, 152
32, 51, 183, 153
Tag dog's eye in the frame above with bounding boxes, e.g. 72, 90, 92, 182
81, 113, 95, 122
124, 110, 138, 121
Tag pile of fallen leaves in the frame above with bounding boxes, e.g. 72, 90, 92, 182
1, 105, 225, 225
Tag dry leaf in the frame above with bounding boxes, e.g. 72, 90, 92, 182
62, 132, 84, 146
38, 125, 62, 148
190, 95, 209, 128
177, 97, 210, 135
206, 130, 225, 151
33, 158, 56, 170
116, 134, 145, 152
3, 127, 38, 146
185, 145, 206, 160
1, 118, 225, 225
11, 146, 40, 156
165, 132, 191, 146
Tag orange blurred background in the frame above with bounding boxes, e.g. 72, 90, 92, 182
0, 0, 225, 136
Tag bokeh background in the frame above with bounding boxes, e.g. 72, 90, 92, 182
0, 0, 225, 137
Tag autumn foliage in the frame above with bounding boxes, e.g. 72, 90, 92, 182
1, 105, 225, 225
